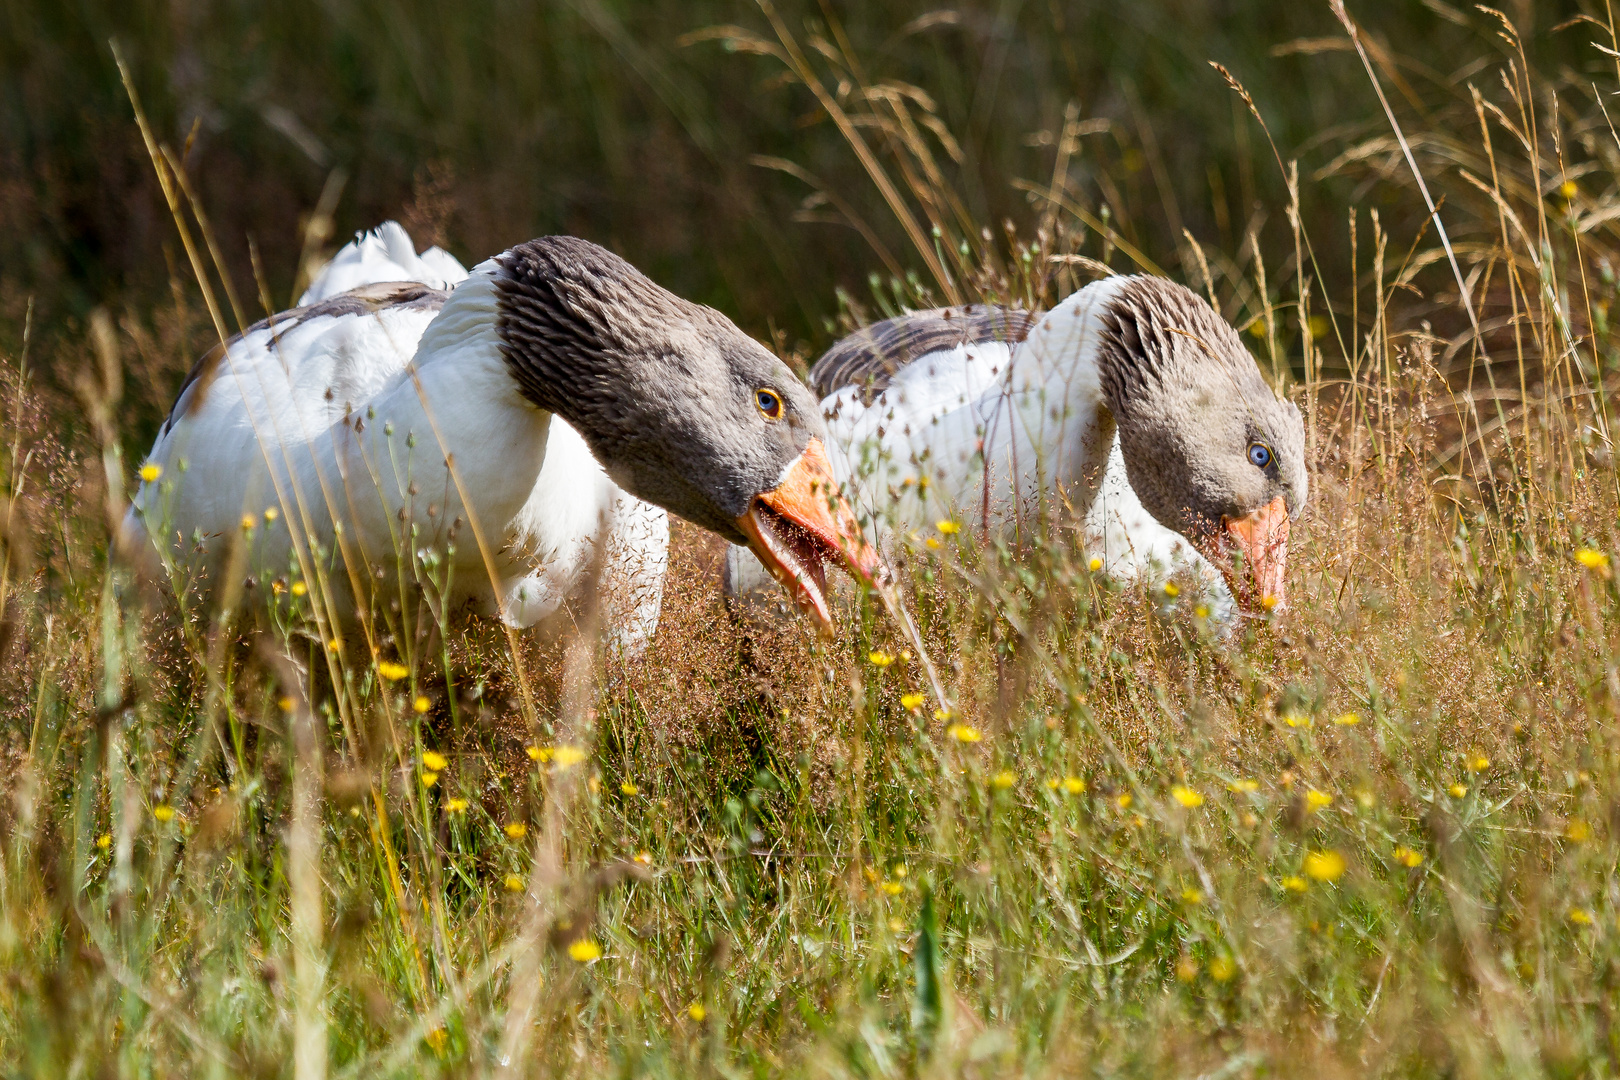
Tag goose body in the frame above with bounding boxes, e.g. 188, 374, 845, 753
128, 229, 876, 652
727, 275, 1305, 619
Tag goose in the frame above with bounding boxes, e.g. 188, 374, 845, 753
724, 274, 1306, 620
297, 220, 468, 305
126, 230, 880, 656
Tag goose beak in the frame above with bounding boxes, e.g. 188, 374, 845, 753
735, 438, 884, 633
1216, 496, 1291, 614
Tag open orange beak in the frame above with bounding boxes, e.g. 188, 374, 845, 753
1210, 496, 1291, 614
734, 437, 884, 632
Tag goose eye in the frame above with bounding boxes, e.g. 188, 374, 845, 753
756, 388, 784, 420
1247, 443, 1273, 469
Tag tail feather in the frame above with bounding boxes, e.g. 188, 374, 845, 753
299, 220, 469, 305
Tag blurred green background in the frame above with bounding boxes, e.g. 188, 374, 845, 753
0, 0, 1588, 348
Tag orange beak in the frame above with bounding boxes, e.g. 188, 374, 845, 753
1212, 496, 1291, 614
734, 437, 884, 632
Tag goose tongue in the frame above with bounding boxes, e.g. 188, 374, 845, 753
735, 437, 883, 632
1210, 496, 1291, 613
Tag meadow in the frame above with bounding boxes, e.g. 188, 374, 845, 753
5, 1, 1620, 1076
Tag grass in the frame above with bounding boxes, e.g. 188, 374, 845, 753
8, 2, 1620, 1076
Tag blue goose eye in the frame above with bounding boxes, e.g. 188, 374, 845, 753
1248, 443, 1273, 469
756, 388, 784, 419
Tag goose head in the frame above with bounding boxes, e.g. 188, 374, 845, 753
1095, 276, 1307, 612
492, 236, 880, 629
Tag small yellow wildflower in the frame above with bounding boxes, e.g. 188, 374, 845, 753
868, 651, 894, 667
881, 881, 904, 895
152, 805, 176, 823
688, 1003, 707, 1022
567, 939, 602, 962
1307, 314, 1330, 338
446, 798, 469, 813
1181, 887, 1203, 905
290, 580, 307, 597
933, 707, 953, 722
421, 750, 448, 772
1247, 318, 1267, 339
1260, 594, 1280, 611
1088, 557, 1103, 572
1163, 581, 1180, 598
620, 781, 639, 795
377, 661, 409, 682
503, 874, 524, 892
504, 822, 527, 840
263, 506, 278, 523
413, 696, 430, 714
1467, 755, 1490, 772
991, 770, 1016, 790
1170, 785, 1204, 808
947, 723, 982, 743
1283, 714, 1311, 728
139, 463, 162, 483
527, 746, 551, 763
1175, 956, 1200, 982
95, 833, 112, 850
240, 514, 255, 531
925, 537, 942, 550
550, 745, 587, 768
893, 864, 907, 878
1116, 793, 1133, 810
1303, 850, 1346, 882
1576, 548, 1611, 573
1393, 846, 1424, 868
278, 696, 296, 712
634, 851, 652, 865
1281, 875, 1307, 893
936, 519, 960, 535
1228, 779, 1259, 793
1062, 776, 1086, 795
1209, 955, 1236, 982
1569, 907, 1594, 926
1449, 783, 1468, 798
1194, 604, 1210, 619
1566, 819, 1592, 843
1046, 777, 1060, 790
900, 692, 926, 712
327, 639, 342, 653
889, 918, 906, 932
1333, 712, 1361, 726
1305, 789, 1332, 812
424, 1028, 448, 1054
1560, 179, 1579, 200
421, 772, 439, 788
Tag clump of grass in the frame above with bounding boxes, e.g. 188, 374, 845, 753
7, 6, 1620, 1078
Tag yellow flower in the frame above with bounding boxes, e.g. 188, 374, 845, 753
634, 851, 652, 865
278, 696, 296, 712
1305, 789, 1332, 812
551, 745, 588, 768
1228, 779, 1259, 793
263, 506, 279, 523
567, 939, 603, 962
925, 537, 942, 550
935, 520, 960, 535
424, 1028, 448, 1054
1566, 819, 1592, 843
1163, 581, 1179, 598
1181, 887, 1203, 905
1560, 179, 1579, 200
620, 781, 639, 795
95, 833, 112, 850
1194, 604, 1210, 619
900, 692, 926, 712
1569, 907, 1594, 926
1247, 318, 1267, 338
1333, 712, 1361, 726
446, 798, 469, 813
527, 746, 551, 763
421, 772, 439, 788
421, 750, 448, 772
688, 1003, 707, 1022
1307, 314, 1330, 338
290, 581, 307, 597
413, 696, 430, 714
868, 651, 894, 667
893, 864, 907, 878
991, 770, 1016, 790
1448, 783, 1468, 798
946, 723, 982, 743
1208, 955, 1236, 982
1283, 714, 1311, 728
504, 822, 527, 840
933, 707, 952, 721
888, 917, 906, 932
240, 514, 255, 531
881, 881, 903, 895
152, 805, 176, 823
1260, 594, 1280, 611
1062, 776, 1086, 795
1170, 785, 1204, 808
1088, 557, 1103, 572
1281, 875, 1307, 893
503, 874, 525, 892
1576, 548, 1611, 571
327, 639, 342, 653
1303, 849, 1346, 882
1116, 793, 1133, 810
1393, 846, 1424, 868
1467, 755, 1489, 772
139, 463, 163, 483
377, 661, 409, 682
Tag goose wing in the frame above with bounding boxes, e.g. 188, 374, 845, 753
810, 304, 1039, 403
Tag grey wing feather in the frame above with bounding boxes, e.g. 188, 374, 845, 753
809, 304, 1040, 403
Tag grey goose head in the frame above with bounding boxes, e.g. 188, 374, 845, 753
1096, 276, 1307, 611
492, 236, 880, 629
